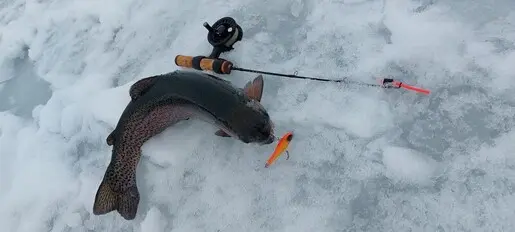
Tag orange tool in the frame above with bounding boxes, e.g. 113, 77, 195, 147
381, 78, 430, 95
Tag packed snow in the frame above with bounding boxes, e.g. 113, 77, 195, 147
1, 0, 515, 231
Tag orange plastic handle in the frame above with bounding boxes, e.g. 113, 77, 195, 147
174, 55, 233, 74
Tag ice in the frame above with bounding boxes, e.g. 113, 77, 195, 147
140, 207, 166, 232
382, 145, 439, 186
1, 0, 515, 231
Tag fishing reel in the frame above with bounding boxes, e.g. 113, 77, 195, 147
203, 17, 243, 58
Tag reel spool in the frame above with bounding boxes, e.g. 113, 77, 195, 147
203, 17, 243, 58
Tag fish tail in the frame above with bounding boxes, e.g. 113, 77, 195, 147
92, 178, 140, 220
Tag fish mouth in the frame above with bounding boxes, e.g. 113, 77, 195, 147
263, 135, 275, 144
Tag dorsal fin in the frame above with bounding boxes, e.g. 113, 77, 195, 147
242, 75, 264, 102
106, 129, 116, 146
129, 76, 157, 101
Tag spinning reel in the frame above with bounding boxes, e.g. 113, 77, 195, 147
203, 17, 243, 58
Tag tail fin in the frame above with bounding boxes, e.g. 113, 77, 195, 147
92, 179, 140, 220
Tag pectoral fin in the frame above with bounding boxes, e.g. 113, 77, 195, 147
215, 129, 231, 137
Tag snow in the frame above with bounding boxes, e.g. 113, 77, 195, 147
382, 145, 439, 186
1, 0, 515, 231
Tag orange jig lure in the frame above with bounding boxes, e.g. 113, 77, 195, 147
265, 131, 293, 168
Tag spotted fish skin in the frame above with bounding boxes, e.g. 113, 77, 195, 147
93, 70, 275, 220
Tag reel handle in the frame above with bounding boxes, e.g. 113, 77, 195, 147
174, 55, 233, 74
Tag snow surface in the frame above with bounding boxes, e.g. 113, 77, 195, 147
1, 0, 515, 231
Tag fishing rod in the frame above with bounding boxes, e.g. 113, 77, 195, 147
173, 17, 430, 95
174, 55, 430, 94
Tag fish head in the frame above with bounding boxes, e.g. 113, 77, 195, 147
230, 98, 276, 145
215, 74, 276, 145
234, 75, 277, 145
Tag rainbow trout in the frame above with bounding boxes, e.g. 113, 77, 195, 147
92, 70, 275, 220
